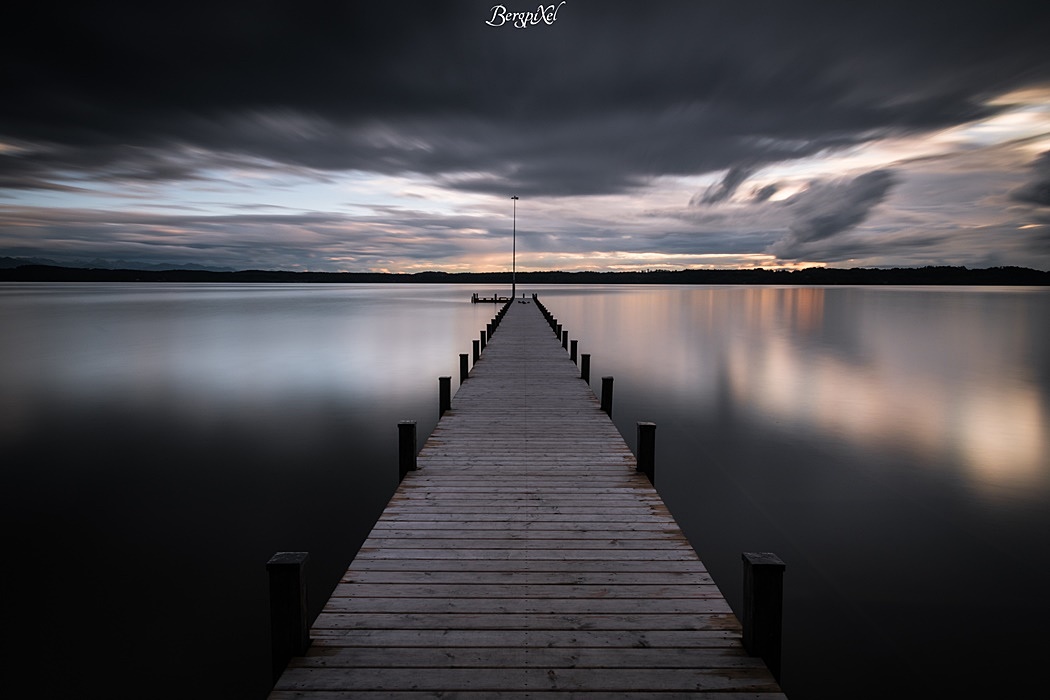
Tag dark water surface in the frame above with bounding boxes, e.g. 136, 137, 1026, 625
3, 283, 1048, 698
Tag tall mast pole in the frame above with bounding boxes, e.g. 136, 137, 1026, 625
511, 195, 518, 299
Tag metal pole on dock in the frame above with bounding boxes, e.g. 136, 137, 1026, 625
511, 195, 518, 300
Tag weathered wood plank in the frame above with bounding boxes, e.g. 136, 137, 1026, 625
289, 646, 768, 669
275, 667, 782, 692
308, 628, 741, 648
272, 692, 783, 699
352, 548, 700, 561
310, 612, 742, 632
368, 512, 680, 523
358, 538, 694, 551
368, 526, 687, 538
339, 570, 715, 586
330, 583, 725, 599
321, 597, 734, 615
343, 559, 710, 573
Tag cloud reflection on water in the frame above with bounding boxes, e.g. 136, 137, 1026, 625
546, 285, 1050, 504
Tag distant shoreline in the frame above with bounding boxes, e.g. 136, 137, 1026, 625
1, 264, 1048, 285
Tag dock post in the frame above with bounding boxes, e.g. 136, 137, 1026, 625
562, 330, 569, 349
581, 354, 591, 384
636, 422, 656, 484
460, 353, 469, 384
556, 322, 562, 339
742, 552, 786, 682
439, 376, 451, 416
267, 551, 311, 684
398, 421, 417, 480
480, 330, 486, 352
473, 339, 480, 363
600, 376, 614, 417
570, 340, 578, 364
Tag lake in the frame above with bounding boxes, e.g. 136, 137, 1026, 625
3, 282, 1048, 698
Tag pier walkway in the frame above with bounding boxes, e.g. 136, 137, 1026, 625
269, 299, 786, 697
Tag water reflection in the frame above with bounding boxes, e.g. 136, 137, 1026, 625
4, 282, 1048, 698
1, 284, 497, 442
548, 285, 1050, 504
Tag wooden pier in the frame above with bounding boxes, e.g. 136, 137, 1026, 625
268, 298, 787, 698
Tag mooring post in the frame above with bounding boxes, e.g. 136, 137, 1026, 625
636, 422, 656, 483
742, 552, 786, 682
267, 551, 310, 684
600, 376, 614, 416
439, 376, 451, 416
459, 353, 469, 384
562, 330, 568, 349
398, 420, 417, 480
473, 339, 480, 363
480, 329, 486, 351
581, 353, 591, 384
556, 322, 562, 339
570, 339, 578, 364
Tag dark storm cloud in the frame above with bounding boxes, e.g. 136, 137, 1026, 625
770, 170, 898, 260
0, 205, 490, 268
691, 165, 758, 206
751, 184, 780, 203
3, 1, 1050, 197
1011, 151, 1050, 206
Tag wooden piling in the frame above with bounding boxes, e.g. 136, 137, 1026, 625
439, 376, 451, 416
459, 353, 469, 384
570, 339, 578, 364
637, 421, 656, 484
266, 551, 310, 684
581, 353, 591, 384
742, 552, 786, 682
397, 420, 417, 480
601, 376, 614, 417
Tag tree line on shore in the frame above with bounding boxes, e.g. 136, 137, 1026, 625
2, 263, 1047, 285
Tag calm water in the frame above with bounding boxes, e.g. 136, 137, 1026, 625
3, 283, 1048, 698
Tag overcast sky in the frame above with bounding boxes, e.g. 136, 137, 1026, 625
3, 1, 1050, 272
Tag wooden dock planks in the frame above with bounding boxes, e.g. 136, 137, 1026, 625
269, 299, 786, 698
